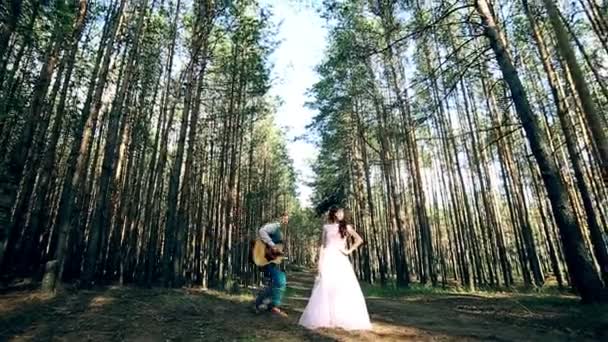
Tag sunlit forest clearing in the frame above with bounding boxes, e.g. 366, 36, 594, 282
0, 0, 607, 340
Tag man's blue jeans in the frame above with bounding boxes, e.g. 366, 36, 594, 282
255, 263, 286, 309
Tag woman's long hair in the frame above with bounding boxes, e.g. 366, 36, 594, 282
327, 206, 339, 223
338, 220, 347, 239
328, 206, 347, 238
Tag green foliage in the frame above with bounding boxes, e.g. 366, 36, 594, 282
306, 3, 385, 215
289, 207, 323, 238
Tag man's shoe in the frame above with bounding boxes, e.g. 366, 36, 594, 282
270, 307, 288, 318
253, 303, 266, 314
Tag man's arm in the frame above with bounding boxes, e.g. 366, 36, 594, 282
259, 222, 279, 247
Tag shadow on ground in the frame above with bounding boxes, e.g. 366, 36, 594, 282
0, 283, 330, 341
0, 271, 606, 341
286, 271, 607, 342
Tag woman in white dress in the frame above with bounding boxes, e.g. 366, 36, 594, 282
298, 207, 372, 331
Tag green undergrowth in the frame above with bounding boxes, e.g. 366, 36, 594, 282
360, 279, 578, 301
361, 282, 460, 298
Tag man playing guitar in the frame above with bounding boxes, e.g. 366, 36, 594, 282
254, 212, 289, 317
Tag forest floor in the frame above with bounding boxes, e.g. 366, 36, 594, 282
1, 271, 607, 341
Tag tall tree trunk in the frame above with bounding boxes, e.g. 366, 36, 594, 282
81, 0, 147, 288
540, 0, 608, 185
0, 0, 22, 63
523, 0, 608, 285
378, 2, 435, 285
476, 0, 606, 303
49, 0, 126, 289
31, 0, 88, 290
0, 4, 67, 266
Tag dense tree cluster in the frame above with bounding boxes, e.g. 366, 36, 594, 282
308, 0, 607, 303
0, 0, 299, 291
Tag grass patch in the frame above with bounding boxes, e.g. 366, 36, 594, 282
361, 282, 464, 298
286, 264, 308, 272
361, 280, 582, 303
284, 287, 297, 298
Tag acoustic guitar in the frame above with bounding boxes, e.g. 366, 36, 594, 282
250, 239, 285, 267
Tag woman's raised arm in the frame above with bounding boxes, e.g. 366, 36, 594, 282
345, 224, 363, 255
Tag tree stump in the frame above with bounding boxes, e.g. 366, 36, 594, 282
41, 260, 58, 292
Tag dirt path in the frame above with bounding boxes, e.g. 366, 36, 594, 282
1, 271, 606, 341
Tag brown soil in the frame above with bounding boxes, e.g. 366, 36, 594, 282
1, 271, 606, 341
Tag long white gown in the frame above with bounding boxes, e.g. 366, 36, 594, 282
298, 223, 372, 331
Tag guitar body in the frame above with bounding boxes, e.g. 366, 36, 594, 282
251, 239, 285, 267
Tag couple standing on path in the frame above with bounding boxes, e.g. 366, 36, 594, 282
254, 207, 372, 331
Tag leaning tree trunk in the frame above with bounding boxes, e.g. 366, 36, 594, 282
475, 0, 605, 303
523, 0, 608, 285
540, 0, 608, 185
0, 8, 66, 266
371, 80, 410, 287
378, 3, 435, 285
0, 0, 22, 63
47, 0, 126, 291
81, 0, 147, 288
